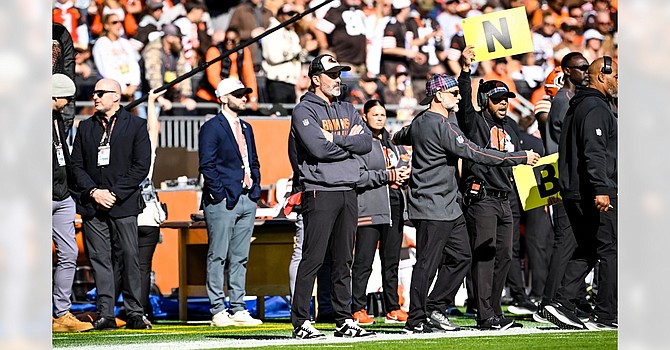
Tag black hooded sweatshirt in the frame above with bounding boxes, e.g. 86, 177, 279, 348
558, 87, 617, 200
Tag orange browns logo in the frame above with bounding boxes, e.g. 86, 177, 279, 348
321, 118, 351, 133
489, 126, 515, 152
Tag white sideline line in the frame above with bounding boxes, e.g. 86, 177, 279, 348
57, 328, 595, 350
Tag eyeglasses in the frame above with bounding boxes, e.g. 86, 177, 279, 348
224, 38, 239, 44
93, 90, 116, 98
567, 64, 590, 71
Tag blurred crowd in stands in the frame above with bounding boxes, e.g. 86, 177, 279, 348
53, 0, 618, 119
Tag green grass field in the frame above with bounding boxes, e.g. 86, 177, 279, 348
53, 315, 617, 349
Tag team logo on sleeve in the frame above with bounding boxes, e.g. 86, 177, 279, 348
595, 128, 602, 136
457, 135, 465, 144
302, 119, 309, 126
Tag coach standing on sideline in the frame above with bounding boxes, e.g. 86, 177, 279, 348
290, 54, 374, 339
70, 78, 151, 330
199, 78, 263, 327
546, 57, 618, 331
392, 70, 540, 334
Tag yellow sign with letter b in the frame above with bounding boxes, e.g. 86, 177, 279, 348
513, 153, 562, 211
462, 7, 534, 62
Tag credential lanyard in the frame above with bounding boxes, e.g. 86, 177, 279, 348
99, 115, 117, 146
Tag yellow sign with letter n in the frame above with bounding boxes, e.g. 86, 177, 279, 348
462, 7, 534, 62
513, 153, 562, 211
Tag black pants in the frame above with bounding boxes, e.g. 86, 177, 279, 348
291, 190, 357, 328
351, 202, 404, 313
524, 206, 553, 300
114, 225, 160, 319
555, 198, 617, 322
266, 80, 296, 104
465, 197, 513, 321
506, 192, 528, 303
541, 201, 578, 304
407, 217, 471, 328
83, 214, 143, 319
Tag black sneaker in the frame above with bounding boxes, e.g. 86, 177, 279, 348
292, 320, 326, 339
427, 310, 460, 331
403, 321, 434, 334
508, 300, 538, 315
584, 317, 617, 331
334, 319, 376, 338
545, 302, 586, 330
126, 315, 152, 330
500, 315, 523, 328
477, 315, 515, 330
532, 305, 550, 323
574, 301, 593, 323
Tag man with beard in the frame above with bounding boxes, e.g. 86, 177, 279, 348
290, 54, 374, 339
533, 52, 593, 323
455, 45, 528, 330
141, 23, 197, 115
392, 64, 539, 333
198, 78, 263, 327
546, 57, 618, 331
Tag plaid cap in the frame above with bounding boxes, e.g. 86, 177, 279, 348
419, 74, 458, 105
480, 80, 516, 100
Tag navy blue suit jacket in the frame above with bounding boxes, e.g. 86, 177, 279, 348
198, 113, 261, 209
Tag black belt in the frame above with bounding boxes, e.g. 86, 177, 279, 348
241, 188, 251, 195
486, 189, 508, 199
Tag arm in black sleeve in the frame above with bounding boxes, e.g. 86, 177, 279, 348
456, 69, 478, 134
110, 120, 151, 200
581, 107, 612, 195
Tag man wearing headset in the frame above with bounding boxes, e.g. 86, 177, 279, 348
455, 46, 524, 330
546, 56, 618, 331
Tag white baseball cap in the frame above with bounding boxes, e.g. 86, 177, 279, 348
583, 29, 605, 42
392, 0, 411, 9
215, 78, 252, 98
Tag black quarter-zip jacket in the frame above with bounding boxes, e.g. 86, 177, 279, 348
456, 70, 522, 193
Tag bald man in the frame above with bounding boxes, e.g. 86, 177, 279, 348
70, 78, 152, 330
546, 56, 618, 331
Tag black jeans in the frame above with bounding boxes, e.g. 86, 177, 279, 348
407, 217, 471, 328
541, 201, 578, 304
555, 198, 617, 322
291, 190, 357, 328
465, 197, 513, 321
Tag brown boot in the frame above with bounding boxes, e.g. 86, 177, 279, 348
53, 312, 94, 332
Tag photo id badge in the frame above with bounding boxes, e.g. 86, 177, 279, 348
97, 145, 111, 167
55, 145, 66, 167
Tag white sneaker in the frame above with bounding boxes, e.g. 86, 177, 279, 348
230, 310, 263, 326
211, 310, 235, 327
334, 319, 376, 338
293, 320, 326, 339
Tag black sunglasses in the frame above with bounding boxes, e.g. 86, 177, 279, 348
567, 64, 590, 71
93, 90, 116, 98
440, 89, 460, 97
230, 92, 247, 99
323, 71, 341, 79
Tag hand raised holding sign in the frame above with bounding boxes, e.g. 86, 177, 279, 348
461, 45, 476, 69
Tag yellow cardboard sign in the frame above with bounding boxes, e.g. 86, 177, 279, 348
513, 153, 562, 211
462, 7, 534, 62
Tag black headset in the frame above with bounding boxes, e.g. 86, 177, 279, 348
601, 56, 612, 74
477, 79, 488, 109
